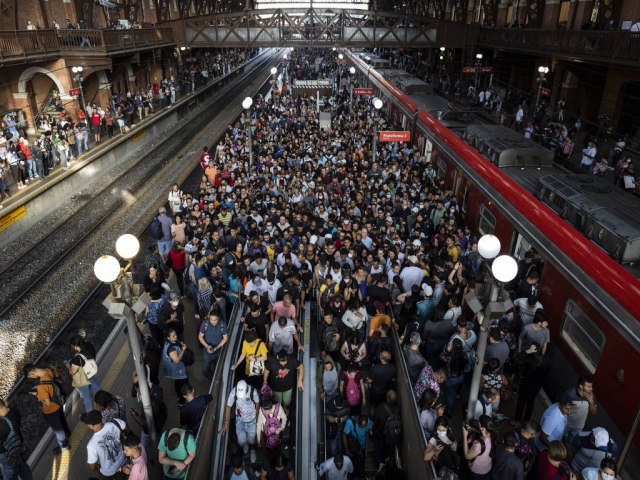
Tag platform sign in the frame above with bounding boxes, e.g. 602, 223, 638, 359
353, 88, 374, 95
479, 67, 493, 73
463, 67, 476, 73
540, 87, 551, 98
0, 206, 26, 232
69, 88, 81, 96
379, 131, 411, 142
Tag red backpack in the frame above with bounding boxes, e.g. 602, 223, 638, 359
345, 374, 361, 407
262, 405, 282, 449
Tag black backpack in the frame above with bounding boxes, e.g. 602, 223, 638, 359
322, 325, 340, 353
149, 216, 164, 240
0, 416, 22, 468
382, 404, 402, 447
40, 367, 68, 407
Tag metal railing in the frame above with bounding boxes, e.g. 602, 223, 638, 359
479, 28, 640, 66
0, 28, 176, 63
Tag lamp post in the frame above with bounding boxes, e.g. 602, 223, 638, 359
242, 96, 253, 169
465, 234, 517, 421
535, 65, 550, 111
349, 66, 356, 106
94, 234, 157, 444
371, 97, 383, 162
474, 53, 483, 91
71, 66, 87, 114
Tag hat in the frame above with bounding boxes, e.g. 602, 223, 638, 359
407, 255, 419, 264
80, 410, 103, 426
411, 207, 419, 214
310, 235, 318, 245
558, 392, 574, 407
422, 283, 433, 297
236, 380, 249, 399
253, 277, 262, 286
592, 427, 609, 448
412, 239, 422, 247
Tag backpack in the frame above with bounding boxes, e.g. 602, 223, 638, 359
322, 325, 340, 353
163, 428, 191, 459
262, 405, 282, 449
466, 432, 487, 465
150, 216, 163, 240
382, 404, 402, 447
345, 417, 362, 454
0, 416, 22, 468
345, 374, 361, 407
109, 419, 127, 444
40, 367, 68, 407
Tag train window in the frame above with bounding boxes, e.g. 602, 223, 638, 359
512, 234, 532, 260
561, 300, 605, 374
437, 158, 447, 179
478, 204, 496, 235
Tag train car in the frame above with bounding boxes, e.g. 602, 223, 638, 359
350, 50, 640, 469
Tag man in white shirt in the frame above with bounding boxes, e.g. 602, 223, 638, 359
514, 295, 543, 325
515, 105, 524, 131
580, 141, 597, 172
81, 410, 127, 478
399, 255, 424, 292
319, 453, 354, 480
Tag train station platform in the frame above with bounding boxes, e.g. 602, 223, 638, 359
28, 276, 210, 480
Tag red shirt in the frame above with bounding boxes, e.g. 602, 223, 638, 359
167, 248, 186, 270
199, 152, 211, 170
536, 452, 570, 480
18, 143, 32, 160
91, 112, 101, 126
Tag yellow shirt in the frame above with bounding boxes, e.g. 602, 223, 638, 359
242, 340, 268, 376
447, 245, 459, 263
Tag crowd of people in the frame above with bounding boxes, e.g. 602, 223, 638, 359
0, 49, 624, 480
0, 48, 257, 209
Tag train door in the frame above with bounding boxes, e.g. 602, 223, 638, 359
423, 138, 433, 162
511, 231, 533, 260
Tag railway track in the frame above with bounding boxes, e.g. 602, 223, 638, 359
1, 52, 279, 457
0, 53, 274, 322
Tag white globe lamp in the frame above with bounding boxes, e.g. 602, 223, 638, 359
242, 96, 253, 110
270, 67, 277, 75
477, 234, 501, 260
94, 255, 121, 283
373, 98, 383, 110
491, 255, 518, 283
115, 234, 140, 260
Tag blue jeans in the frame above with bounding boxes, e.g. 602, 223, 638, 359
82, 135, 89, 151
25, 160, 35, 178
236, 418, 256, 448
76, 376, 102, 412
444, 373, 464, 415
76, 140, 83, 156
157, 240, 172, 256
44, 409, 70, 449
202, 348, 221, 379
0, 460, 33, 480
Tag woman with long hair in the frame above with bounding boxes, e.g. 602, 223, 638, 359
463, 415, 494, 479
196, 277, 213, 319
93, 390, 126, 424
167, 241, 186, 297
66, 335, 102, 412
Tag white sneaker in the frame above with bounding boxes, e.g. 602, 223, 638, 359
34, 174, 39, 178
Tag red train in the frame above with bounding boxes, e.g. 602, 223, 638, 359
346, 50, 640, 463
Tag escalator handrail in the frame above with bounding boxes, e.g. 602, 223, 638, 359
387, 306, 437, 478
208, 299, 247, 479
184, 297, 243, 478
294, 301, 311, 478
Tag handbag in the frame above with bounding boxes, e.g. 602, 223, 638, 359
71, 361, 91, 388
249, 341, 265, 376
181, 347, 195, 366
78, 353, 98, 379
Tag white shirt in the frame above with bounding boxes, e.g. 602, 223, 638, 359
319, 456, 354, 480
515, 108, 524, 122
86, 418, 127, 476
581, 147, 596, 166
266, 279, 282, 305
513, 297, 543, 325
630, 21, 640, 32
472, 400, 494, 420
399, 265, 424, 292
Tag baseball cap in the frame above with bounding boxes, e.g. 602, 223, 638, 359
253, 277, 262, 286
407, 255, 419, 264
80, 410, 103, 425
236, 380, 249, 399
421, 283, 433, 297
592, 427, 609, 448
412, 239, 422, 247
